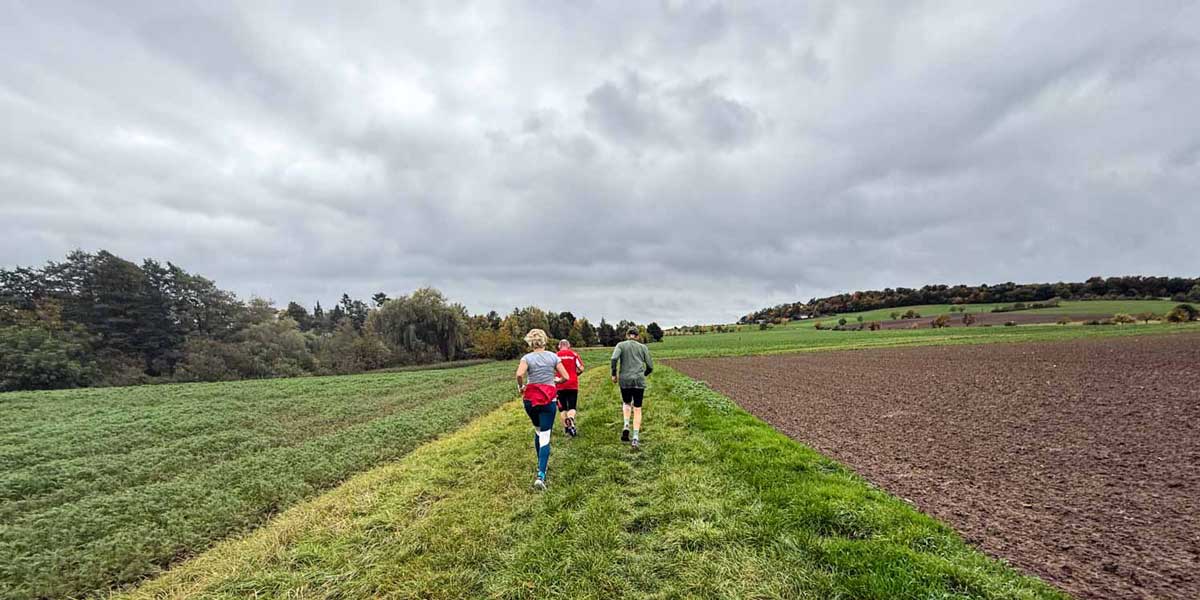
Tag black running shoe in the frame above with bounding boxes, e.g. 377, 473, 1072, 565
621, 428, 630, 442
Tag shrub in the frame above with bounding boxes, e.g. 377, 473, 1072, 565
1174, 303, 1197, 320
856, 315, 864, 323
838, 318, 848, 326
890, 312, 899, 320
758, 322, 772, 330
932, 315, 950, 328
1166, 304, 1198, 323
0, 324, 95, 391
902, 309, 921, 319
1136, 312, 1159, 324
1004, 321, 1017, 327
868, 321, 881, 331
962, 313, 976, 326
1057, 316, 1071, 325
1111, 313, 1136, 324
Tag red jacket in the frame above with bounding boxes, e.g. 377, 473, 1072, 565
522, 383, 557, 406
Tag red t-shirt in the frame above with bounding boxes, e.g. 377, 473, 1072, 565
556, 350, 583, 390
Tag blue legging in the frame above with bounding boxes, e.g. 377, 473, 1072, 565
523, 400, 557, 476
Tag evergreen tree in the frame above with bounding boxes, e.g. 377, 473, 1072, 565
646, 322, 664, 342
597, 318, 617, 346
285, 302, 312, 331
578, 317, 598, 347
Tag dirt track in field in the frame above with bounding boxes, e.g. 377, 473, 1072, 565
672, 333, 1200, 600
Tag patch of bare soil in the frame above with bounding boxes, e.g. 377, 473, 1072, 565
672, 333, 1200, 600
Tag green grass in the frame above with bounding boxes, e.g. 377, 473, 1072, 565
0, 362, 515, 600
10, 316, 1196, 598
120, 368, 1064, 600
809, 299, 1181, 327
653, 319, 1200, 359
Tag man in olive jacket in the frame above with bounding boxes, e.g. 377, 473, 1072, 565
611, 328, 653, 448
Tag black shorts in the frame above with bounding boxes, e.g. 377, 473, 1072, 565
620, 387, 645, 408
557, 389, 578, 411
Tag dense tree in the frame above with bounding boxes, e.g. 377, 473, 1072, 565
339, 293, 370, 331
484, 310, 502, 330
1, 249, 656, 390
284, 302, 313, 331
578, 317, 599, 347
597, 318, 618, 346
326, 303, 346, 330
0, 303, 95, 390
313, 301, 325, 325
646, 322, 664, 342
740, 276, 1200, 323
370, 288, 471, 364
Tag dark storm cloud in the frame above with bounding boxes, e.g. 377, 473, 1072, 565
2, 1, 1198, 325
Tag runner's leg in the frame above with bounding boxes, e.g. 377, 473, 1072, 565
631, 388, 644, 443
536, 402, 557, 477
620, 388, 633, 440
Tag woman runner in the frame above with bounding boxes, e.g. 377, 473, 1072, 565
516, 329, 571, 490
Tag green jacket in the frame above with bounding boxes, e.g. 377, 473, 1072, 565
611, 339, 653, 388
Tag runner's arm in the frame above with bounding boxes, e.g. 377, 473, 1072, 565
643, 346, 654, 376
515, 358, 528, 390
576, 352, 585, 374
611, 345, 620, 381
555, 361, 570, 384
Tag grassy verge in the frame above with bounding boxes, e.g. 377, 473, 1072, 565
0, 363, 514, 600
122, 368, 1064, 599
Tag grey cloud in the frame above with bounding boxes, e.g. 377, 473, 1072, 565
584, 73, 761, 151
3, 1, 1199, 326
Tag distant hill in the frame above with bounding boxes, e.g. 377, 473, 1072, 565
740, 276, 1200, 323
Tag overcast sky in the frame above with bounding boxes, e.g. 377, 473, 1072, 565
2, 1, 1198, 326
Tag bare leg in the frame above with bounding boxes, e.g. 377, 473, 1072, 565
633, 407, 642, 431
623, 402, 632, 427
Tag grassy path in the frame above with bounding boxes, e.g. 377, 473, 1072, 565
123, 368, 1064, 599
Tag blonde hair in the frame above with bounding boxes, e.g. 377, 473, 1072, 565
524, 328, 548, 349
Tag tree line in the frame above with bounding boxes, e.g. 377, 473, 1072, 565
740, 276, 1200, 323
0, 250, 664, 391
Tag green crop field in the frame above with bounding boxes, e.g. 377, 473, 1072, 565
655, 319, 1200, 359
810, 299, 1181, 327
0, 362, 513, 599
119, 369, 1064, 600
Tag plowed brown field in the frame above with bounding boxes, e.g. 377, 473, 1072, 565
672, 333, 1200, 600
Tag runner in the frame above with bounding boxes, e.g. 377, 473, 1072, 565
516, 328, 571, 490
611, 327, 653, 449
556, 339, 585, 436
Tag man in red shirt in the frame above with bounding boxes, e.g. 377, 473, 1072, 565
556, 339, 585, 436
